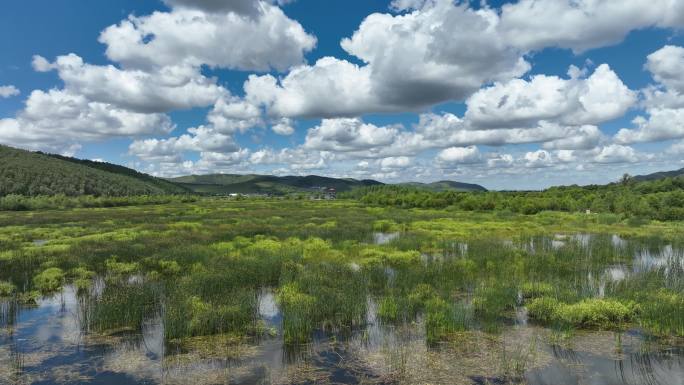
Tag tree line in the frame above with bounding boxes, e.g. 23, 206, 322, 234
341, 175, 684, 220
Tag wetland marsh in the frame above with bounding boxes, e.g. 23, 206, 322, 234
0, 199, 682, 384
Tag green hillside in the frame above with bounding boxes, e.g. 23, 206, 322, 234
168, 174, 383, 195
399, 180, 487, 192
633, 168, 684, 182
0, 145, 188, 196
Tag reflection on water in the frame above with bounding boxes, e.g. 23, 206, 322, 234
373, 232, 399, 245
2, 234, 684, 385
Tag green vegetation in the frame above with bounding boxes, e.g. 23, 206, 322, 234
0, 144, 188, 197
344, 175, 684, 220
33, 267, 65, 293
0, 280, 15, 297
0, 198, 682, 353
527, 297, 638, 329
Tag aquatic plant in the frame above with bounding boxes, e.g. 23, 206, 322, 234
33, 267, 65, 293
638, 290, 684, 336
520, 282, 554, 299
0, 280, 16, 297
105, 258, 140, 277
527, 297, 637, 329
277, 282, 315, 344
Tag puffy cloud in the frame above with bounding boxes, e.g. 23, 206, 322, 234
303, 118, 400, 153
592, 144, 638, 164
128, 126, 238, 162
0, 85, 19, 98
465, 64, 636, 128
645, 45, 684, 93
616, 45, 684, 143
162, 0, 262, 16
436, 146, 483, 166
380, 156, 412, 170
341, 1, 529, 108
542, 125, 603, 150
616, 109, 684, 143
0, 89, 173, 152
524, 150, 553, 168
487, 154, 515, 168
207, 97, 263, 134
34, 54, 226, 113
247, 1, 529, 118
249, 147, 332, 171
556, 150, 577, 163
499, 0, 684, 53
271, 118, 295, 136
163, 0, 295, 16
245, 58, 375, 118
99, 4, 315, 72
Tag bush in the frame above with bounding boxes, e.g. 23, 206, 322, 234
520, 282, 554, 299
527, 297, 637, 329
0, 280, 16, 297
33, 267, 66, 293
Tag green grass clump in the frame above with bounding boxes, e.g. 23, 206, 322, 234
377, 296, 400, 323
0, 280, 16, 297
425, 297, 473, 344
33, 267, 65, 293
472, 283, 518, 320
520, 282, 554, 299
105, 258, 140, 276
373, 220, 399, 232
277, 282, 315, 344
638, 290, 684, 336
527, 297, 637, 329
70, 267, 96, 292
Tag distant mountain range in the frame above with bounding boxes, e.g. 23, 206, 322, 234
0, 145, 488, 197
167, 175, 489, 195
167, 174, 384, 195
6, 144, 684, 198
633, 167, 684, 182
398, 180, 488, 192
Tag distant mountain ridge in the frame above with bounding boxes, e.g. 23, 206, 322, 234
0, 145, 188, 196
0, 144, 486, 197
398, 180, 488, 192
168, 173, 487, 195
633, 168, 684, 182
167, 173, 384, 195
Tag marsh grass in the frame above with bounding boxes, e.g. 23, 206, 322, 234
0, 199, 682, 352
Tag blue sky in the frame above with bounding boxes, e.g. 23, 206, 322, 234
1, 0, 684, 189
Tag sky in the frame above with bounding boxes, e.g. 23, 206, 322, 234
1, 0, 684, 190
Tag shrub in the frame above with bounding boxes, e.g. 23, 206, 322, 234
521, 282, 554, 299
526, 297, 561, 324
0, 280, 16, 297
527, 297, 637, 329
105, 258, 140, 276
70, 267, 96, 292
33, 267, 65, 293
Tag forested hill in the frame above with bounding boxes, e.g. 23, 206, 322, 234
0, 145, 188, 196
398, 180, 487, 192
633, 168, 684, 182
168, 173, 384, 195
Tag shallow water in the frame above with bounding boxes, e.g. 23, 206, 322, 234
2, 234, 683, 385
